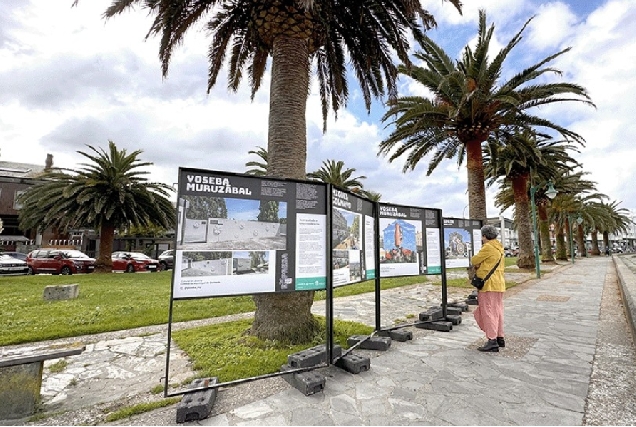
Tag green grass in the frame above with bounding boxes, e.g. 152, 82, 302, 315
104, 397, 181, 422
0, 265, 525, 346
0, 272, 255, 345
0, 272, 434, 346
172, 317, 373, 383
47, 359, 68, 374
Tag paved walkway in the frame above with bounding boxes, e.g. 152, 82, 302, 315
4, 256, 636, 425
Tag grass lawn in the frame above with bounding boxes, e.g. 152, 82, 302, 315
0, 271, 442, 346
0, 261, 523, 346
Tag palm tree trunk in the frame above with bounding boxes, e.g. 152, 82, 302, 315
538, 203, 554, 263
96, 221, 115, 273
555, 228, 567, 260
267, 37, 308, 179
511, 174, 534, 269
576, 224, 586, 257
251, 36, 319, 343
591, 230, 600, 255
465, 139, 487, 222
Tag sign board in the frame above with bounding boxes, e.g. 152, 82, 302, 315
330, 188, 377, 287
172, 168, 328, 298
442, 217, 483, 269
378, 203, 443, 277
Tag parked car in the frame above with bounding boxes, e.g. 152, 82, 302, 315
111, 252, 161, 273
1, 251, 28, 261
158, 249, 174, 271
0, 254, 29, 275
504, 247, 519, 257
26, 249, 96, 275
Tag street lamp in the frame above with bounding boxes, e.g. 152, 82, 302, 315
530, 181, 557, 278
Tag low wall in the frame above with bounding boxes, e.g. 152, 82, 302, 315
613, 255, 636, 340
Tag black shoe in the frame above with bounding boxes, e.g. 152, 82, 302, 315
478, 339, 499, 352
497, 337, 505, 348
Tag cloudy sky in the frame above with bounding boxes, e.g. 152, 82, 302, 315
1, 0, 634, 219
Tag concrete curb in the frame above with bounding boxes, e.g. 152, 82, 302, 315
613, 255, 636, 340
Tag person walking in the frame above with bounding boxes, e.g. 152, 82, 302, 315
471, 225, 506, 352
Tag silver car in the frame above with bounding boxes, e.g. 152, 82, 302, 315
158, 250, 174, 271
0, 254, 29, 275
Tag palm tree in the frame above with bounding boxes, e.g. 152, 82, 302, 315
17, 141, 175, 271
548, 172, 600, 260
378, 9, 594, 222
74, 0, 462, 342
487, 130, 579, 268
245, 146, 269, 176
307, 159, 367, 192
596, 200, 633, 252
360, 190, 382, 202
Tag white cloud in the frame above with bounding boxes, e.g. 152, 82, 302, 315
527, 2, 578, 51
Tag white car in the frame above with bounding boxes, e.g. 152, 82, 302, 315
0, 254, 29, 275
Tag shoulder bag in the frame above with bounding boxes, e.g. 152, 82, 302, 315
471, 253, 503, 290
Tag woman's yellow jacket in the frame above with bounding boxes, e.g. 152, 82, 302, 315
470, 239, 506, 292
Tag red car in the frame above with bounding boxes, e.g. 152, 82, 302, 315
26, 249, 96, 275
111, 252, 161, 273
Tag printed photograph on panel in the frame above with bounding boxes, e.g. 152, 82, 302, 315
379, 218, 420, 264
348, 249, 362, 282
332, 208, 361, 250
443, 227, 472, 260
232, 251, 270, 275
180, 251, 233, 277
178, 196, 287, 250
332, 249, 349, 270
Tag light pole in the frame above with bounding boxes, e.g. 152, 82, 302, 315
567, 213, 583, 264
530, 181, 557, 278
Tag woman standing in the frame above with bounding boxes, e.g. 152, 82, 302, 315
471, 225, 506, 352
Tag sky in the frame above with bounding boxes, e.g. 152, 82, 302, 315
1, 0, 635, 220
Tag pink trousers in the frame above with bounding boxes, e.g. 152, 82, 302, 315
473, 291, 504, 340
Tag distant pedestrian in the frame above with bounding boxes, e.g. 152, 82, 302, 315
605, 247, 610, 256
471, 225, 506, 352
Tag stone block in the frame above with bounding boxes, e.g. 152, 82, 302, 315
347, 335, 391, 351
288, 344, 342, 368
280, 364, 325, 396
176, 378, 218, 423
445, 314, 462, 325
419, 308, 444, 322
414, 321, 453, 332
43, 284, 79, 301
377, 328, 413, 342
334, 353, 370, 374
445, 306, 463, 316
0, 362, 42, 420
448, 302, 470, 312
0, 346, 85, 420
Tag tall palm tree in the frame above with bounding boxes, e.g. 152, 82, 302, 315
245, 146, 269, 176
487, 130, 579, 268
17, 141, 175, 271
378, 9, 594, 222
74, 0, 462, 342
307, 159, 367, 192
